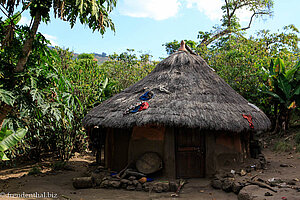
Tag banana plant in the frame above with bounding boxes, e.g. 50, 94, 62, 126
0, 128, 27, 160
265, 58, 300, 132
266, 58, 300, 108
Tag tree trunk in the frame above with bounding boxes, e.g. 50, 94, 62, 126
272, 103, 279, 134
274, 104, 291, 134
14, 11, 41, 73
274, 103, 278, 125
282, 108, 291, 132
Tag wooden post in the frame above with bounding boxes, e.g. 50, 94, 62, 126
163, 127, 176, 179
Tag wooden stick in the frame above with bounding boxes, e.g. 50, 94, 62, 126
171, 180, 186, 197
61, 194, 71, 200
247, 180, 277, 193
116, 162, 131, 178
250, 174, 258, 180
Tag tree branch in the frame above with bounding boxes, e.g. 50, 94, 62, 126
201, 10, 270, 47
241, 11, 268, 31
14, 11, 41, 73
0, 4, 9, 18
225, 0, 230, 27
241, 12, 256, 31
11, 1, 32, 23
228, 1, 239, 22
200, 29, 231, 46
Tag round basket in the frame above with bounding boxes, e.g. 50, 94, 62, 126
136, 152, 163, 174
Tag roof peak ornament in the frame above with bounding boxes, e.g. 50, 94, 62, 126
178, 40, 198, 56
178, 40, 187, 52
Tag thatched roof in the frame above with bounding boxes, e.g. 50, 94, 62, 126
83, 49, 271, 133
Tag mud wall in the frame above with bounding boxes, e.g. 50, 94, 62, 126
206, 131, 247, 176
128, 125, 165, 165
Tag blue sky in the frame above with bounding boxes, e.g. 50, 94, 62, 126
12, 0, 300, 60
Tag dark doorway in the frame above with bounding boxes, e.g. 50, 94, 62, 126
89, 127, 106, 166
175, 128, 205, 178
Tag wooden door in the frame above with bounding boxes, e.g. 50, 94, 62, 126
175, 128, 205, 178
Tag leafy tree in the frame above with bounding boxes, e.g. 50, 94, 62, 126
109, 49, 138, 64
0, 13, 105, 161
140, 53, 153, 63
0, 0, 117, 129
0, 25, 81, 160
57, 48, 109, 111
104, 49, 156, 93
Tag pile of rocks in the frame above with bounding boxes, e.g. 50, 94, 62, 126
211, 154, 268, 194
211, 172, 244, 194
98, 175, 178, 193
210, 154, 300, 200
73, 170, 179, 193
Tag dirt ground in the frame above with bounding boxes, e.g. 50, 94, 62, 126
0, 149, 299, 200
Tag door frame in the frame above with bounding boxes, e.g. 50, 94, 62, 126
175, 128, 206, 178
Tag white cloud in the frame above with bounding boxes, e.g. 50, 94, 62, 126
185, 0, 223, 21
185, 0, 254, 22
118, 0, 181, 20
43, 34, 59, 46
19, 16, 31, 26
118, 0, 254, 22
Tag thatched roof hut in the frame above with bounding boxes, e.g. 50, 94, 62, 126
83, 48, 270, 132
83, 41, 271, 178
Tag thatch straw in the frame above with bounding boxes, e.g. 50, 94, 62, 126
83, 51, 271, 133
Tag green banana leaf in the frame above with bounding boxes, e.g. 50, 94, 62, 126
269, 59, 275, 76
0, 128, 27, 153
277, 74, 291, 100
274, 58, 286, 75
285, 60, 300, 81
